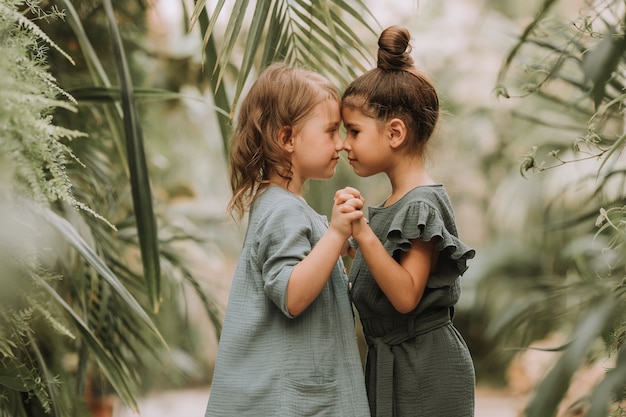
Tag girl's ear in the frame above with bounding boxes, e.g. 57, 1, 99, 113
278, 126, 294, 152
387, 118, 407, 149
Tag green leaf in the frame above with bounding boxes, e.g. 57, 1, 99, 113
66, 86, 187, 103
233, 0, 272, 108
0, 376, 31, 392
193, 0, 228, 58
525, 295, 618, 417
585, 344, 626, 417
582, 31, 626, 109
57, 0, 128, 175
197, 7, 232, 158
597, 131, 626, 176
497, 0, 560, 85
193, 0, 378, 135
30, 272, 140, 411
213, 0, 250, 88
102, 0, 162, 314
260, 1, 287, 67
43, 208, 165, 346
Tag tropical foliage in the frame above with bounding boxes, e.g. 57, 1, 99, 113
482, 0, 626, 415
0, 0, 377, 416
189, 0, 378, 154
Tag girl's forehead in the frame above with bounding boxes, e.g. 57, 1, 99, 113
315, 97, 340, 114
294, 97, 339, 131
342, 106, 366, 119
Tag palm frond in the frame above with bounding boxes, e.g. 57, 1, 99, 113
192, 0, 378, 112
43, 207, 165, 345
195, 6, 232, 157
57, 0, 129, 175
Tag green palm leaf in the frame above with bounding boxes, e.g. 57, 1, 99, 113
57, 0, 128, 175
31, 271, 140, 411
103, 0, 161, 314
196, 7, 232, 157
192, 0, 377, 113
66, 86, 187, 103
44, 208, 164, 343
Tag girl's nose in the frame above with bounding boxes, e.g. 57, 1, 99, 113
334, 135, 344, 151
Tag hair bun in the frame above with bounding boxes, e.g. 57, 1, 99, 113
377, 25, 414, 71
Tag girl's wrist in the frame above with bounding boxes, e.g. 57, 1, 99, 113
353, 222, 374, 245
325, 226, 348, 247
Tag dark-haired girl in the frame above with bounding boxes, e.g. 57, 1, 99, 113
339, 26, 476, 417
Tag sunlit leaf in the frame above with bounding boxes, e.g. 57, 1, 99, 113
193, 0, 377, 116
232, 0, 272, 110
196, 7, 232, 158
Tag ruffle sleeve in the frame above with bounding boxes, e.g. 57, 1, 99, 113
387, 200, 475, 278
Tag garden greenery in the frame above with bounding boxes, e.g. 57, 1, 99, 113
492, 0, 626, 415
0, 0, 378, 415
0, 1, 90, 415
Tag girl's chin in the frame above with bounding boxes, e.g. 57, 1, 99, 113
315, 169, 336, 180
351, 167, 372, 178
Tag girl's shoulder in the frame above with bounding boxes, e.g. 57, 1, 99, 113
405, 184, 449, 203
251, 186, 317, 226
373, 184, 450, 213
253, 186, 305, 209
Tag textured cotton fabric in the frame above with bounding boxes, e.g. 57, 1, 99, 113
205, 186, 370, 417
349, 185, 476, 417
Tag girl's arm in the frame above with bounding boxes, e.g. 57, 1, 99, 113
286, 192, 363, 316
352, 217, 437, 314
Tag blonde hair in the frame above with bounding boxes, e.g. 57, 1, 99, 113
228, 63, 339, 218
342, 25, 439, 155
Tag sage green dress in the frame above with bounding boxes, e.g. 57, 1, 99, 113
205, 186, 370, 417
349, 185, 475, 417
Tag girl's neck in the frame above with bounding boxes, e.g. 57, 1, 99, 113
385, 157, 434, 206
267, 175, 304, 197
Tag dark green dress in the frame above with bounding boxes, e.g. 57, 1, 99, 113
349, 185, 475, 417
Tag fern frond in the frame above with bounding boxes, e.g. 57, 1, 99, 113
32, 118, 87, 141
39, 71, 77, 105
32, 304, 75, 340
1, 0, 115, 230
0, 91, 78, 113
0, 4, 75, 65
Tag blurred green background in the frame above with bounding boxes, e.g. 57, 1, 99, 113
1, 0, 625, 416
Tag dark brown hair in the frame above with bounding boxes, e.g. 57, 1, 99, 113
228, 63, 339, 218
342, 25, 439, 154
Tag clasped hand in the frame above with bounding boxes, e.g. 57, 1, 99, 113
330, 187, 366, 238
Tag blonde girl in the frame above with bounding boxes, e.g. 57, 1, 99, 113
340, 26, 476, 417
205, 63, 370, 417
